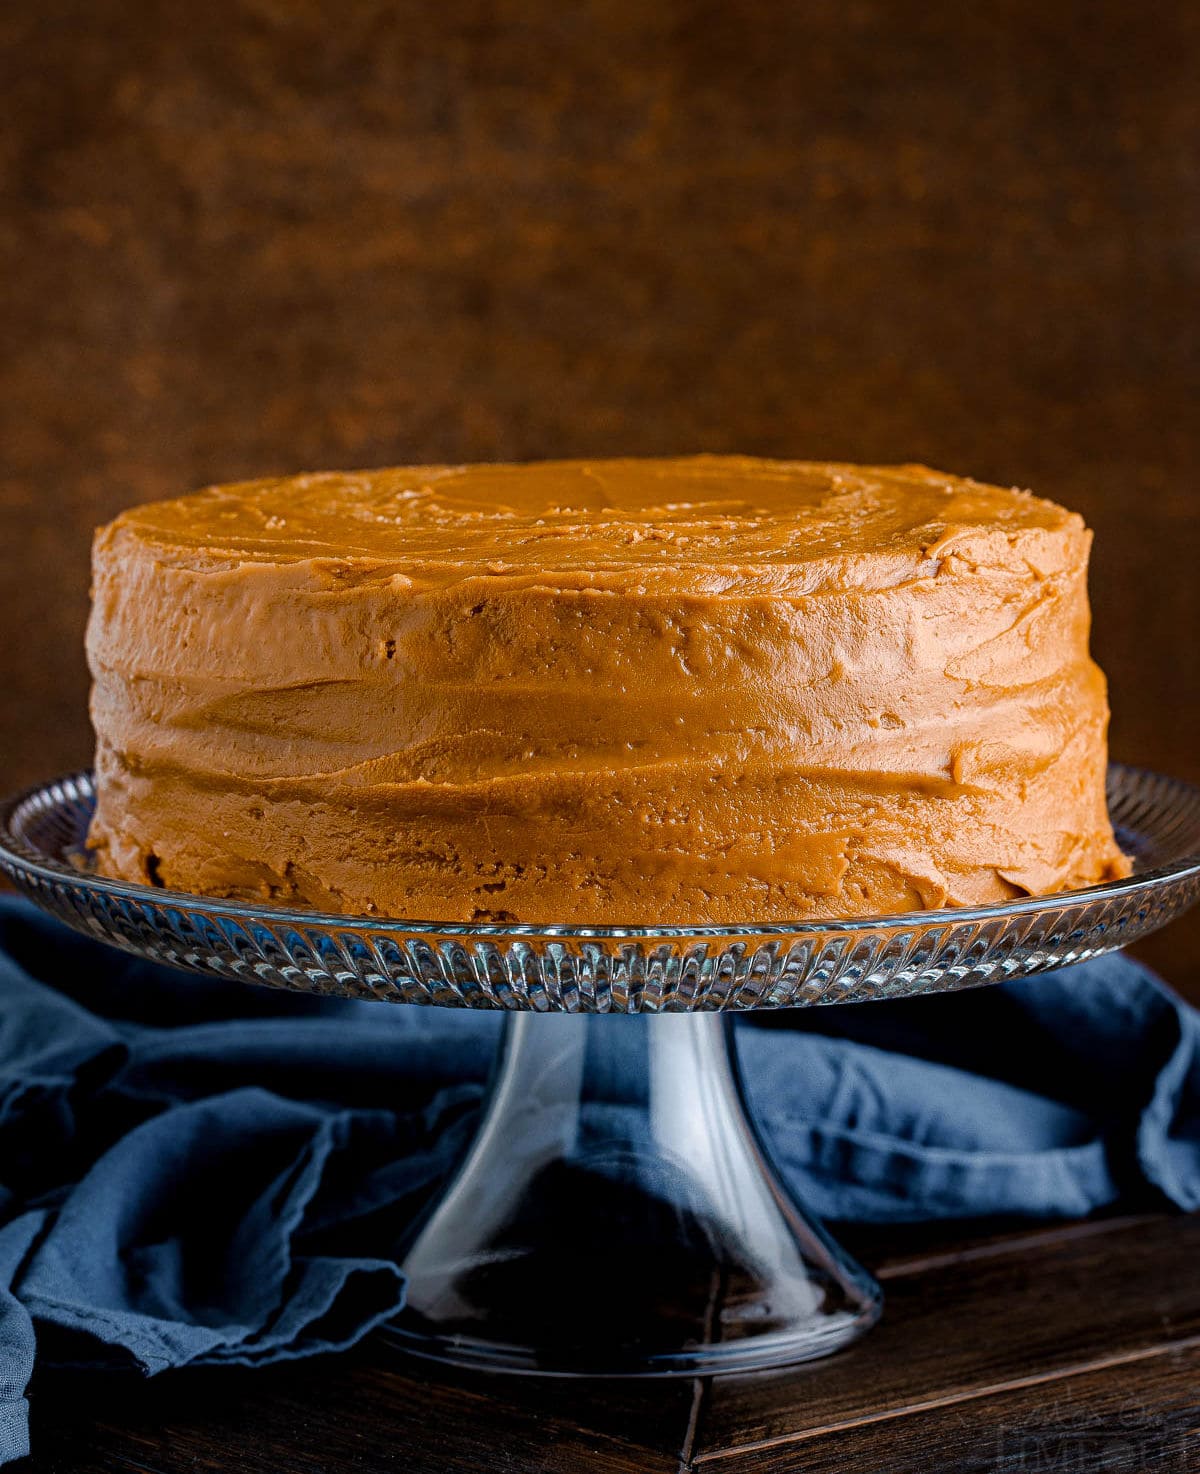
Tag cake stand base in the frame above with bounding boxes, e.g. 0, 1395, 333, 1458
386, 1010, 882, 1377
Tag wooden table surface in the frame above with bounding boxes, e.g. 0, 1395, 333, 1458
16, 1210, 1200, 1472
3, 0, 1199, 1468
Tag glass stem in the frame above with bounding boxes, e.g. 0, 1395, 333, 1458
393, 1010, 882, 1375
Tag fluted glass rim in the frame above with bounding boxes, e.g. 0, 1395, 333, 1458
2, 763, 1199, 940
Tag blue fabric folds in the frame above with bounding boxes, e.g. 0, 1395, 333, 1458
0, 893, 1198, 1462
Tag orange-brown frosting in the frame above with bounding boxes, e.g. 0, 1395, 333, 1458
86, 456, 1130, 923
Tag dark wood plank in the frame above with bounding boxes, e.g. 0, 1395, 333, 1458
837, 1212, 1163, 1283
16, 1214, 1189, 1473
694, 1343, 1200, 1471
694, 1213, 1200, 1455
369, 1351, 699, 1460
20, 1349, 685, 1474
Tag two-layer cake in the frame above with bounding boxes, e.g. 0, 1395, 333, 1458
86, 457, 1129, 923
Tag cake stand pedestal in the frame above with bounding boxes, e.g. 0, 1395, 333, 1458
3, 765, 1200, 1378
390, 1009, 879, 1374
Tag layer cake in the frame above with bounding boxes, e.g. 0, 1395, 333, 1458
86, 457, 1130, 923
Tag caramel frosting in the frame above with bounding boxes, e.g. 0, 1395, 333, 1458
86, 456, 1130, 923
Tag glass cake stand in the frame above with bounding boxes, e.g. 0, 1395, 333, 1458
3, 765, 1200, 1377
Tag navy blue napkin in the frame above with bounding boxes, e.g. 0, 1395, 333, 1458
1, 893, 1198, 1463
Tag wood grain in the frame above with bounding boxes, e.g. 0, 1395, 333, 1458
22, 1352, 686, 1474
696, 1213, 1200, 1452
693, 1344, 1200, 1472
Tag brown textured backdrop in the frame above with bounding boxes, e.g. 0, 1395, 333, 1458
2, 0, 1198, 966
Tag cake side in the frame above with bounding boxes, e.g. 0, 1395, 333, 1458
86, 457, 1130, 923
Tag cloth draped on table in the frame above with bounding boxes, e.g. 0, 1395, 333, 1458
0, 894, 1198, 1463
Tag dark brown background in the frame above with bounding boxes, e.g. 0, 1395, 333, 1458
2, 0, 1197, 965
